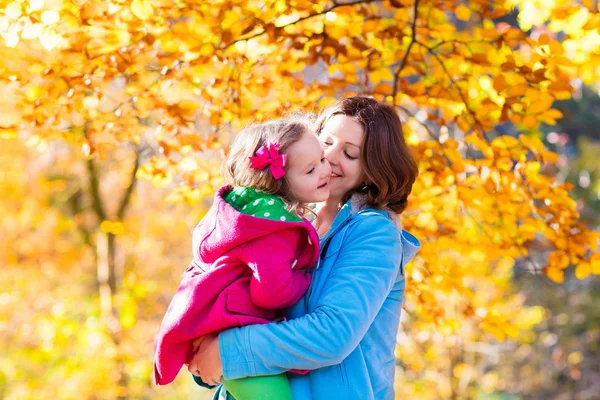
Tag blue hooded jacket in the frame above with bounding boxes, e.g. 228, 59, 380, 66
199, 196, 420, 399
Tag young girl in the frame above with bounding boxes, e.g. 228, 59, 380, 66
153, 116, 331, 399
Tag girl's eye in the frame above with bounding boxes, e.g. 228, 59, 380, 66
322, 141, 332, 146
344, 151, 357, 160
307, 168, 315, 174
320, 157, 326, 163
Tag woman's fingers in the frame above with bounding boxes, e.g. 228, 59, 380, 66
203, 375, 222, 386
189, 365, 221, 386
188, 362, 200, 376
187, 333, 223, 385
188, 335, 222, 386
191, 335, 208, 352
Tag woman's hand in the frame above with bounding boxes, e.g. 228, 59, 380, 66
188, 334, 223, 386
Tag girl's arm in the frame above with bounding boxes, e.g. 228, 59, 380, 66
243, 229, 312, 310
219, 214, 404, 379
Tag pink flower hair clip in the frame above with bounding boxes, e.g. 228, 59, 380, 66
249, 143, 286, 179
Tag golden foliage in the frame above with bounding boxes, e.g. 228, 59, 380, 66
1, 0, 598, 397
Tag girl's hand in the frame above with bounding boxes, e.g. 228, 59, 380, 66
188, 333, 223, 386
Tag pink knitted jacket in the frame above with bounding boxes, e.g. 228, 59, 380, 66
153, 185, 319, 385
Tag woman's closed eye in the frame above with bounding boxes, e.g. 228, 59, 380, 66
307, 167, 315, 174
344, 151, 358, 160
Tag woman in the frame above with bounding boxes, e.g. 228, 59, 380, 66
189, 96, 420, 399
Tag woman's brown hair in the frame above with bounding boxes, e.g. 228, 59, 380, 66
315, 96, 418, 214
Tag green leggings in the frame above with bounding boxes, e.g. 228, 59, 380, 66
222, 374, 293, 400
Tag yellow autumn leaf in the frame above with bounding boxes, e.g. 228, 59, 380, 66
465, 133, 493, 158
131, 0, 153, 21
100, 220, 125, 235
373, 83, 394, 95
522, 115, 538, 129
575, 262, 591, 280
548, 81, 572, 92
527, 98, 554, 115
120, 295, 138, 330
541, 108, 564, 120
184, 188, 202, 205
362, 19, 380, 33
83, 96, 100, 110
151, 172, 172, 188
259, 100, 281, 113
178, 100, 200, 111
538, 34, 550, 45
25, 85, 46, 102
183, 64, 219, 81
515, 306, 545, 329
493, 75, 507, 93
491, 135, 520, 149
370, 68, 394, 85
506, 84, 528, 97
545, 266, 564, 283
455, 5, 471, 21
41, 10, 60, 24
510, 113, 522, 125
0, 128, 18, 139
541, 150, 559, 163
165, 187, 186, 203
519, 134, 544, 153
548, 250, 569, 269
479, 321, 506, 341
86, 28, 131, 57
591, 253, 600, 274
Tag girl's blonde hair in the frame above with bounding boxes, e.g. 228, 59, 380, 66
223, 115, 314, 212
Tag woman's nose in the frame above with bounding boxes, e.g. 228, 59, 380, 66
324, 147, 338, 166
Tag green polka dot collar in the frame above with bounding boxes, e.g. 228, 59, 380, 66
224, 186, 303, 222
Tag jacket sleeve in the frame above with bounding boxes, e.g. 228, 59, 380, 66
219, 214, 403, 379
242, 229, 312, 310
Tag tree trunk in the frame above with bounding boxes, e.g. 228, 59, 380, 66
86, 151, 140, 400
97, 230, 128, 399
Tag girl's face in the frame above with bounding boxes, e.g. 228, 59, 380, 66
320, 115, 365, 203
285, 131, 331, 204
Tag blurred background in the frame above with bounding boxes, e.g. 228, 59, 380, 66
1, 0, 599, 399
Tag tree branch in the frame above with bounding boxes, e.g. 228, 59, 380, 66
86, 158, 106, 222
222, 0, 383, 50
117, 148, 141, 221
66, 188, 94, 248
396, 104, 440, 141
392, 0, 420, 98
415, 39, 491, 139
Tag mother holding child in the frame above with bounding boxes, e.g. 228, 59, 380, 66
154, 96, 421, 399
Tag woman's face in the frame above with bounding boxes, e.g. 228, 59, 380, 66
320, 114, 365, 204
